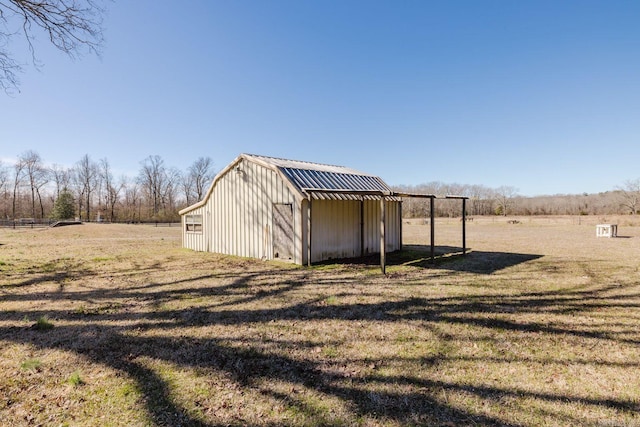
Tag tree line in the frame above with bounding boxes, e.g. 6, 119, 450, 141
2, 150, 640, 223
394, 181, 640, 218
0, 151, 214, 223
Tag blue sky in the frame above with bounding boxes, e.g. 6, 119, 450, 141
2, 0, 640, 196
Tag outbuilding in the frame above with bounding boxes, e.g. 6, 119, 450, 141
179, 154, 402, 266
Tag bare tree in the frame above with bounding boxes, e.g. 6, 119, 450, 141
74, 154, 97, 221
123, 179, 141, 222
0, 160, 8, 218
111, 175, 127, 220
466, 185, 495, 216
11, 156, 26, 218
98, 158, 123, 221
161, 166, 182, 218
138, 155, 164, 218
50, 163, 72, 198
495, 186, 518, 216
617, 179, 640, 215
19, 150, 48, 218
180, 157, 215, 206
0, 0, 105, 92
180, 171, 195, 207
188, 157, 214, 201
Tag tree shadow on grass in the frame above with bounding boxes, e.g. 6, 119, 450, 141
2, 262, 639, 426
6, 322, 527, 426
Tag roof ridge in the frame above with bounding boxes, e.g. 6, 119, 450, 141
243, 153, 354, 171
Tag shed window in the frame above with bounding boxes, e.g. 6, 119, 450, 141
185, 214, 202, 233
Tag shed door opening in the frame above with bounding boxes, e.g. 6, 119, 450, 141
273, 203, 294, 260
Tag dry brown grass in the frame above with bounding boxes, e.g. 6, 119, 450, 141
1, 218, 640, 426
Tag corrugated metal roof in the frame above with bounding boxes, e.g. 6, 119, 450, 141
280, 168, 389, 192
244, 154, 398, 200
244, 154, 366, 175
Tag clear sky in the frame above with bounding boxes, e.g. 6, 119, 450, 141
2, 0, 640, 196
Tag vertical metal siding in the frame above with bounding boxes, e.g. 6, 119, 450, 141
361, 200, 401, 256
310, 199, 360, 262
182, 205, 207, 251
363, 200, 376, 254
307, 198, 401, 263
301, 198, 309, 265
183, 159, 300, 261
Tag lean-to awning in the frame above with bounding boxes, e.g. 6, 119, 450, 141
302, 188, 468, 274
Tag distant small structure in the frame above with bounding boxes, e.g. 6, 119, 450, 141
596, 223, 617, 238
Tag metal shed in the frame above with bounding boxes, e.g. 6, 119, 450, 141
179, 154, 403, 266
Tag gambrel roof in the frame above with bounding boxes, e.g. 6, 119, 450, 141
244, 154, 396, 201
180, 153, 399, 216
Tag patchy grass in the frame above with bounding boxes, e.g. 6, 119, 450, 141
20, 358, 41, 371
1, 220, 640, 426
33, 316, 54, 331
68, 371, 85, 387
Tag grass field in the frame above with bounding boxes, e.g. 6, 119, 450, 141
1, 217, 640, 426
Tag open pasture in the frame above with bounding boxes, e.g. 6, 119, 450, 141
1, 217, 640, 426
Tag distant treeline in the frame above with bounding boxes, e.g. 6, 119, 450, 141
0, 151, 214, 223
2, 151, 639, 222
394, 182, 640, 218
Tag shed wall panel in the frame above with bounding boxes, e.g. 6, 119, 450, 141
182, 205, 207, 252
186, 159, 300, 261
310, 199, 360, 262
308, 199, 401, 263
361, 200, 401, 255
